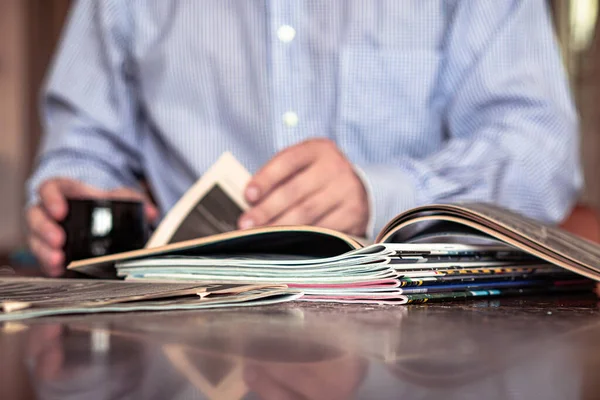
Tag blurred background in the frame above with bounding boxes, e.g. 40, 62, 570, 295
0, 0, 599, 264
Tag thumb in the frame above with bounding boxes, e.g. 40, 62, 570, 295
40, 178, 105, 221
108, 187, 159, 224
142, 202, 159, 225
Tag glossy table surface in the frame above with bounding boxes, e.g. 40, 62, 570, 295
2, 292, 600, 400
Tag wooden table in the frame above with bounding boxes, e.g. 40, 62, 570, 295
1, 292, 600, 400
1, 204, 599, 399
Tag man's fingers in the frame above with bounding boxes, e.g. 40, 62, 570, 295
26, 207, 65, 249
244, 367, 302, 400
315, 204, 365, 237
108, 187, 159, 223
257, 366, 339, 400
107, 187, 146, 201
239, 164, 331, 228
27, 325, 63, 359
144, 204, 159, 224
36, 336, 65, 381
266, 186, 342, 227
28, 236, 64, 277
58, 178, 105, 197
38, 180, 69, 221
245, 141, 319, 204
39, 178, 103, 221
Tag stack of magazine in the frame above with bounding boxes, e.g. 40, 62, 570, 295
0, 277, 302, 321
66, 154, 600, 302
113, 242, 589, 304
2, 153, 599, 320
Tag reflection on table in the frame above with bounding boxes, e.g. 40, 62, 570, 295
2, 294, 596, 400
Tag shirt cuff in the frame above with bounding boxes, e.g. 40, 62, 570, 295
352, 163, 420, 240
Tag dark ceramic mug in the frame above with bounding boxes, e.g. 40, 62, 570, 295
60, 198, 149, 266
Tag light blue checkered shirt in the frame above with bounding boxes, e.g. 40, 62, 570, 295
27, 0, 582, 238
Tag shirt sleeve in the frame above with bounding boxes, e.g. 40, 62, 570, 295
25, 1, 143, 207
355, 0, 583, 239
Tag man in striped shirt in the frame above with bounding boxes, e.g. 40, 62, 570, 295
25, 1, 582, 276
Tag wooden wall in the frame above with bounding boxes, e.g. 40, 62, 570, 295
25, 0, 72, 170
0, 0, 70, 253
0, 0, 29, 252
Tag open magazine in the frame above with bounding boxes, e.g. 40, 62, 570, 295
145, 152, 251, 248
57, 152, 600, 305
66, 152, 600, 278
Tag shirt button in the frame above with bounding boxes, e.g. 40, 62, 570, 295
283, 111, 299, 127
277, 25, 296, 43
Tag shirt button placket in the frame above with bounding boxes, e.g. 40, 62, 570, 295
278, 24, 299, 132
271, 1, 301, 151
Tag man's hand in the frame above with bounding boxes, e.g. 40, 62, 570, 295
26, 178, 158, 277
238, 139, 369, 237
243, 355, 367, 400
26, 324, 65, 382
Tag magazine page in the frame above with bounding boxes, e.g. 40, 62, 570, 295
377, 203, 600, 280
0, 276, 271, 313
146, 152, 251, 248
